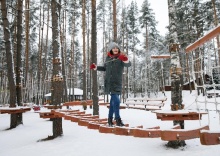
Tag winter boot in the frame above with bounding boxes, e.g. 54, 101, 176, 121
108, 118, 114, 127
116, 118, 124, 127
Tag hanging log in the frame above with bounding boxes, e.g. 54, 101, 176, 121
200, 130, 220, 145
161, 125, 209, 141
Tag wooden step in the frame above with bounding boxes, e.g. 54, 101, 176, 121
78, 116, 100, 126
161, 125, 209, 141
44, 105, 62, 109
132, 126, 161, 138
155, 110, 207, 121
63, 100, 93, 106
99, 125, 115, 134
0, 107, 31, 114
63, 111, 85, 120
39, 111, 60, 119
87, 120, 108, 130
200, 130, 220, 145
69, 114, 92, 122
52, 109, 80, 117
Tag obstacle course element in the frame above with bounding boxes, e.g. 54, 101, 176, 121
38, 108, 211, 144
185, 25, 220, 145
161, 125, 209, 141
63, 100, 93, 107
124, 97, 167, 111
0, 107, 31, 114
155, 110, 207, 121
200, 130, 220, 145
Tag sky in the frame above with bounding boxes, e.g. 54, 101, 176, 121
148, 0, 169, 36
125, 0, 169, 36
0, 90, 220, 156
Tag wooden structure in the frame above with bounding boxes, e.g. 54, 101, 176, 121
207, 93, 220, 98
185, 25, 220, 145
200, 130, 220, 145
0, 107, 31, 114
155, 110, 207, 121
63, 100, 93, 107
151, 55, 171, 59
43, 105, 62, 109
154, 110, 208, 141
124, 97, 166, 110
185, 25, 220, 53
38, 93, 218, 145
161, 125, 209, 141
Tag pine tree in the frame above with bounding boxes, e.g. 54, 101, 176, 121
126, 1, 140, 97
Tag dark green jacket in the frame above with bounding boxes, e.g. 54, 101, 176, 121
97, 53, 131, 94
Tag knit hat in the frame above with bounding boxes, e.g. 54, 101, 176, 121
108, 42, 120, 52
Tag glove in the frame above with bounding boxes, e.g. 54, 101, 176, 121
118, 55, 128, 61
90, 63, 97, 70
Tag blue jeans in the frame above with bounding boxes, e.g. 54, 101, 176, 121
108, 94, 121, 119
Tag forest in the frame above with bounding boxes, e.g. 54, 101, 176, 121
0, 0, 220, 131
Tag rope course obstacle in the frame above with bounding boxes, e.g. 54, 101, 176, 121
37, 26, 220, 146
185, 25, 220, 145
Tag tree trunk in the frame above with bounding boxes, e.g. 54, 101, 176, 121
24, 0, 30, 103
60, 2, 68, 103
91, 0, 99, 115
167, 0, 185, 148
42, 0, 50, 105
113, 0, 117, 41
1, 0, 17, 129
211, 0, 220, 65
51, 0, 63, 138
16, 0, 23, 125
37, 1, 42, 105
82, 0, 87, 103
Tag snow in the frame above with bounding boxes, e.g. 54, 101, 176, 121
0, 91, 220, 156
45, 88, 83, 96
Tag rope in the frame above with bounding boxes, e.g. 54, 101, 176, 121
188, 36, 220, 127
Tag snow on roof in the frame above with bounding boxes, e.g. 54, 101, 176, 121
45, 88, 83, 97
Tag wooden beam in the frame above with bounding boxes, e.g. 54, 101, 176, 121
186, 25, 220, 53
155, 110, 207, 121
161, 125, 209, 141
200, 130, 220, 145
0, 107, 31, 114
151, 55, 170, 59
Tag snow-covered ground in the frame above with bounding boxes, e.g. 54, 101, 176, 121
0, 91, 220, 156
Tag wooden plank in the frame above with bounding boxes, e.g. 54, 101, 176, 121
63, 100, 93, 106
99, 125, 115, 134
44, 105, 62, 109
151, 55, 171, 59
156, 113, 201, 120
39, 112, 60, 119
87, 120, 108, 130
0, 107, 31, 114
132, 128, 161, 138
106, 105, 126, 109
186, 25, 220, 53
155, 111, 207, 121
200, 130, 220, 145
161, 125, 209, 141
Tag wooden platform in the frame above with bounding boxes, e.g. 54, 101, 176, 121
0, 107, 31, 114
161, 125, 209, 141
132, 127, 161, 138
200, 130, 220, 145
124, 97, 166, 111
155, 110, 207, 121
41, 109, 216, 145
39, 111, 60, 119
207, 93, 220, 98
106, 104, 126, 109
63, 100, 93, 106
43, 105, 62, 109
